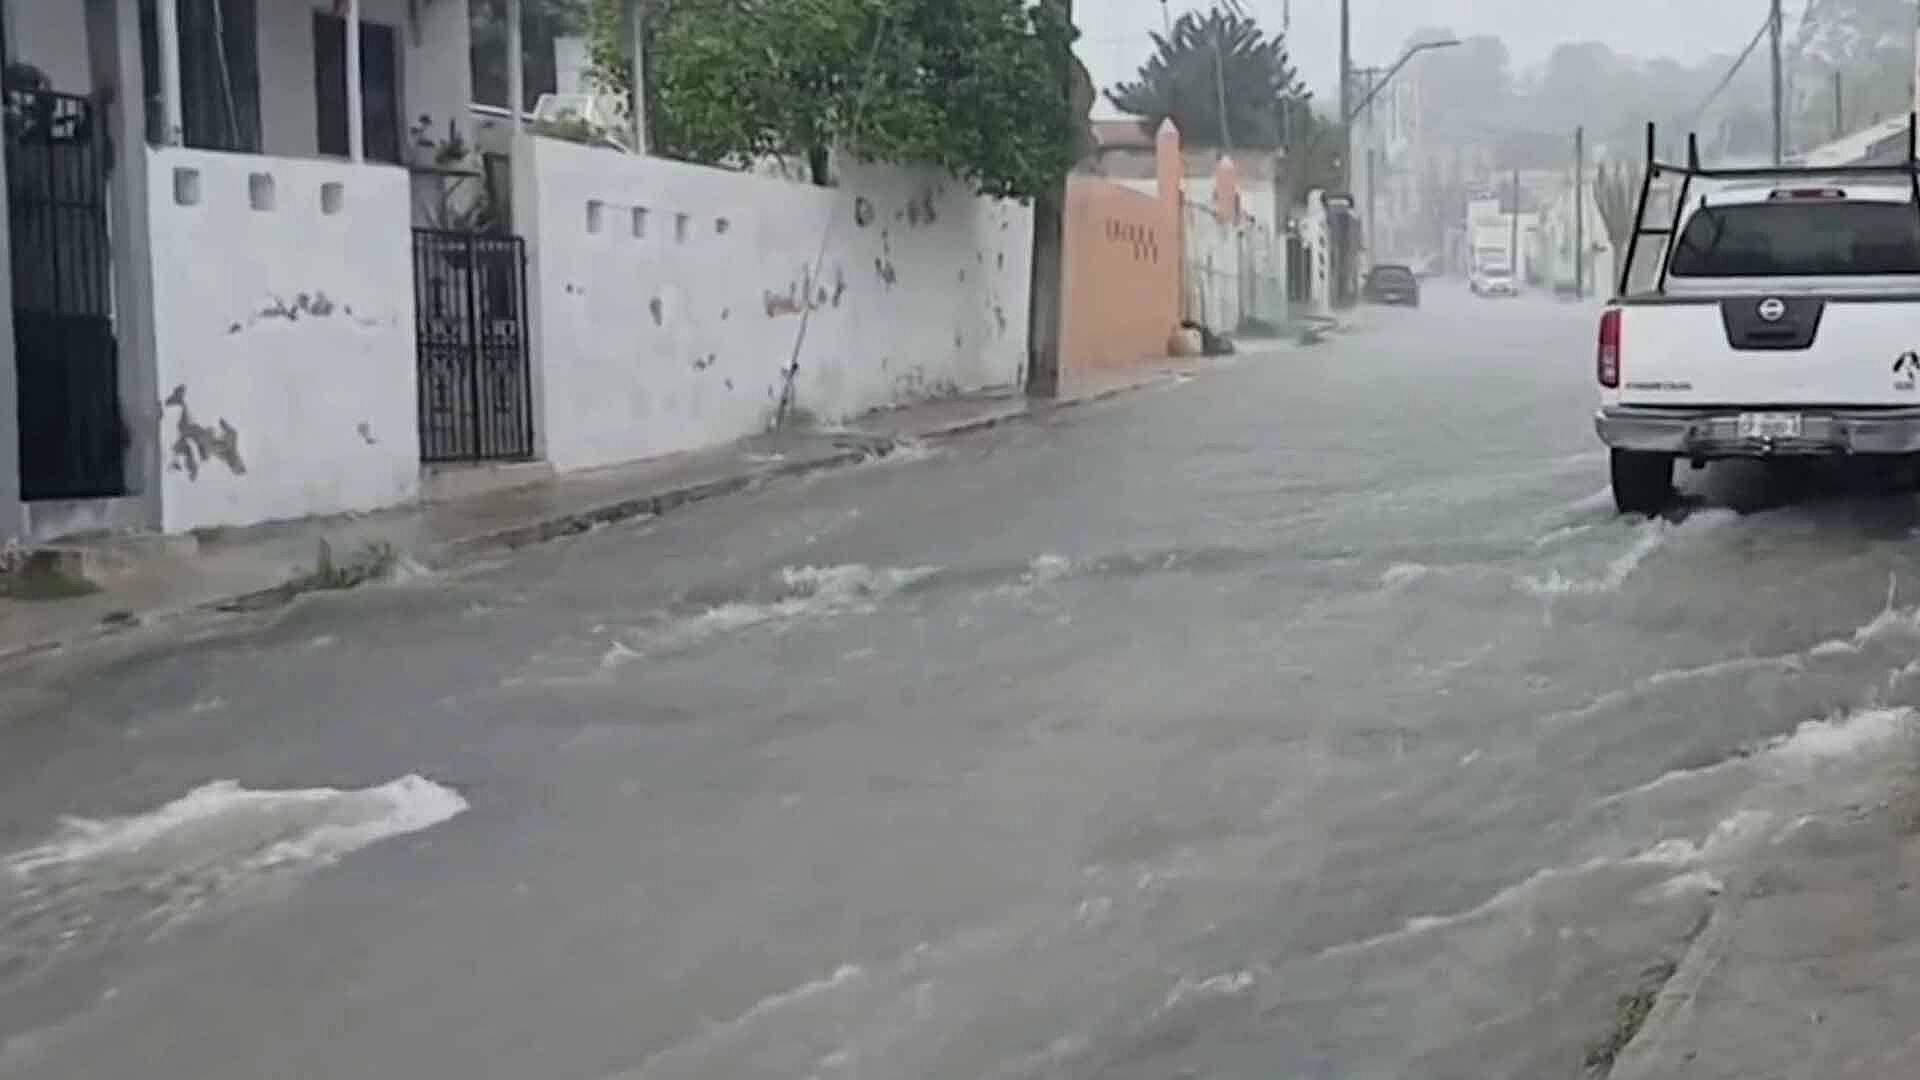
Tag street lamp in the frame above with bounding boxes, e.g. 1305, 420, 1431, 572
1326, 37, 1457, 306
1350, 40, 1458, 123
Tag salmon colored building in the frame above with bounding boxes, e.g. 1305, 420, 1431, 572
1061, 120, 1183, 372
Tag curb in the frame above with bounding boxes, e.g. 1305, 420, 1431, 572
0, 371, 1186, 666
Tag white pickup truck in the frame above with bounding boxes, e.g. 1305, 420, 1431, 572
1594, 127, 1920, 513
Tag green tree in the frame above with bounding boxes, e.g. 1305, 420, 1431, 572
1789, 0, 1915, 148
1105, 8, 1311, 153
584, 0, 1081, 200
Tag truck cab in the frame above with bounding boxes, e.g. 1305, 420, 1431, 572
1594, 122, 1920, 513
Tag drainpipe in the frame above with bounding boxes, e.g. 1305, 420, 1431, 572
346, 0, 364, 162
155, 0, 182, 144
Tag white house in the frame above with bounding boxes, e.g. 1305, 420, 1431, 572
1, 0, 488, 542
1, 1, 1036, 546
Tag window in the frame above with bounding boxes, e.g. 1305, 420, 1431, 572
313, 14, 402, 165
139, 0, 262, 152
1669, 201, 1920, 277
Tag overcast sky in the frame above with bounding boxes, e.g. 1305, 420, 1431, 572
1077, 0, 1760, 115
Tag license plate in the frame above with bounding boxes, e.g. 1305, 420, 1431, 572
1737, 412, 1802, 439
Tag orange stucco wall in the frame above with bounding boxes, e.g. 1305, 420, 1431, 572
1061, 177, 1180, 372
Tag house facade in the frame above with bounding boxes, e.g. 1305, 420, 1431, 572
2, 2, 1038, 547
0, 0, 515, 542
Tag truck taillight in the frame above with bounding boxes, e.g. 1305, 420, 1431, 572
1597, 308, 1622, 389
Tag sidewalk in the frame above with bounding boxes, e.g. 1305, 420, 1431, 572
0, 362, 1211, 664
1610, 794, 1920, 1080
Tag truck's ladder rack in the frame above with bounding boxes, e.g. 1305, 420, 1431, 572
1616, 115, 1920, 297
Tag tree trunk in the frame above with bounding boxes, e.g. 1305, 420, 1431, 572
808, 145, 831, 186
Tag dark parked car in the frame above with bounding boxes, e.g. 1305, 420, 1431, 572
1364, 264, 1420, 306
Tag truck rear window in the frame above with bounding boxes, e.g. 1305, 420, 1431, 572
1669, 201, 1920, 277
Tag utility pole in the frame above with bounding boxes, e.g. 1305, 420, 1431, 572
1338, 0, 1353, 305
1366, 146, 1377, 264
1834, 70, 1844, 140
1025, 0, 1072, 399
1338, 0, 1351, 191
1213, 44, 1234, 155
1510, 169, 1521, 285
1573, 126, 1585, 299
1770, 0, 1784, 164
629, 0, 650, 154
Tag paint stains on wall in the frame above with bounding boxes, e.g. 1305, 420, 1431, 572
163, 385, 246, 480
875, 230, 898, 288
764, 265, 847, 318
225, 291, 342, 335
904, 188, 939, 228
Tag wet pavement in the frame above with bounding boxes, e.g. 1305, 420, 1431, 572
6, 284, 1920, 1078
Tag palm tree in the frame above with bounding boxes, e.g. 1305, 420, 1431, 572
1105, 8, 1310, 153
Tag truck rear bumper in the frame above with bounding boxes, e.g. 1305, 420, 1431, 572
1595, 406, 1920, 457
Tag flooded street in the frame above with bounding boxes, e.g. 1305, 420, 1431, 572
6, 285, 1920, 1078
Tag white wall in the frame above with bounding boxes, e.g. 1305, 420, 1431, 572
9, 1, 92, 93
259, 0, 474, 159
517, 137, 1033, 472
1182, 200, 1244, 333
146, 148, 419, 531
1299, 194, 1334, 318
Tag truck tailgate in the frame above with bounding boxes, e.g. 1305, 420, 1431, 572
1617, 298, 1920, 407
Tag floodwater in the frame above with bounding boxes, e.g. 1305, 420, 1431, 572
5, 285, 1920, 1078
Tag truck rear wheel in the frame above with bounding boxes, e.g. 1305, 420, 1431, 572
1611, 450, 1674, 515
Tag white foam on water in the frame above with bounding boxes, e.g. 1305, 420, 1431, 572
6, 774, 468, 883
388, 556, 437, 584
1521, 525, 1668, 596
994, 554, 1076, 598
1542, 654, 1797, 735
619, 564, 940, 660
717, 964, 866, 1033
1643, 870, 1726, 902
1521, 510, 1737, 597
613, 964, 867, 1078
1028, 553, 1073, 582
1318, 809, 1771, 961
1562, 487, 1617, 516
1531, 523, 1595, 551
601, 641, 644, 671
1161, 969, 1256, 1011
1763, 707, 1911, 768
1380, 562, 1433, 590
1628, 809, 1774, 867
3, 776, 468, 979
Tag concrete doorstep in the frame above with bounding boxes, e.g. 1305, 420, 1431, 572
0, 363, 1212, 665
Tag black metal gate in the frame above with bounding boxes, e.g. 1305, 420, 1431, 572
412, 229, 534, 463
7, 88, 126, 500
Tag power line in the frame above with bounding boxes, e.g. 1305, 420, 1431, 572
1690, 12, 1774, 125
